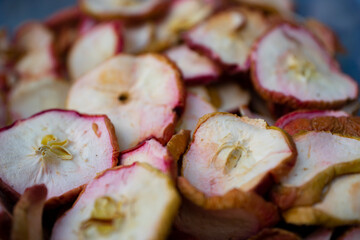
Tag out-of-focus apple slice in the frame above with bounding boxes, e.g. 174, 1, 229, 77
68, 21, 123, 80
45, 6, 81, 29
120, 138, 174, 176
80, 0, 169, 20
0, 91, 7, 127
305, 19, 344, 56
14, 22, 53, 51
239, 105, 275, 126
187, 86, 211, 102
338, 226, 360, 240
186, 7, 269, 73
341, 100, 360, 116
176, 92, 216, 133
0, 202, 12, 240
248, 228, 301, 240
305, 228, 333, 240
207, 81, 250, 112
51, 163, 180, 240
123, 22, 155, 54
182, 113, 296, 196
272, 131, 360, 210
165, 45, 221, 84
8, 77, 70, 121
78, 17, 98, 35
283, 173, 360, 226
251, 22, 358, 109
67, 53, 184, 151
11, 184, 47, 240
233, 0, 295, 16
0, 109, 119, 209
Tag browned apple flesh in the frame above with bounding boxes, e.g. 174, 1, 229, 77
248, 228, 301, 240
67, 53, 184, 151
272, 131, 360, 210
251, 22, 358, 109
182, 112, 296, 196
68, 21, 123, 80
283, 173, 360, 226
8, 77, 70, 121
120, 138, 174, 176
51, 163, 180, 240
0, 109, 119, 208
165, 45, 221, 84
186, 7, 269, 73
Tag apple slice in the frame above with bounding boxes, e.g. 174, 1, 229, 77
185, 7, 269, 73
78, 17, 98, 36
0, 202, 11, 240
187, 86, 211, 102
8, 77, 70, 121
305, 228, 333, 240
51, 163, 180, 240
0, 91, 7, 127
239, 105, 275, 126
283, 173, 360, 226
14, 22, 53, 51
68, 21, 123, 80
207, 81, 251, 112
338, 227, 360, 240
233, 0, 295, 16
341, 100, 360, 116
251, 22, 358, 109
182, 113, 296, 197
176, 92, 216, 133
67, 53, 184, 151
248, 228, 301, 240
45, 6, 81, 29
165, 45, 221, 84
123, 22, 155, 54
0, 109, 119, 209
272, 131, 360, 210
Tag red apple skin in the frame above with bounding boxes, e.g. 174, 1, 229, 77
0, 109, 120, 212
45, 6, 81, 29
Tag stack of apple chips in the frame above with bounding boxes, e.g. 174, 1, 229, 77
0, 0, 360, 239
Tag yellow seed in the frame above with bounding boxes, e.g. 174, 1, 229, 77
41, 134, 57, 145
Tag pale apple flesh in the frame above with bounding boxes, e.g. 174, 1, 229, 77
123, 22, 154, 54
14, 22, 54, 51
51, 163, 180, 240
0, 109, 119, 208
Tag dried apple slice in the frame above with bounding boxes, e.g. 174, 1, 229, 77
182, 112, 296, 196
68, 21, 123, 80
233, 0, 295, 16
176, 92, 216, 133
251, 22, 358, 109
272, 131, 360, 210
8, 77, 70, 121
283, 173, 360, 226
45, 6, 81, 29
14, 22, 53, 51
187, 86, 211, 102
186, 7, 269, 73
51, 163, 180, 240
123, 22, 155, 54
0, 109, 119, 209
165, 45, 221, 84
248, 228, 301, 240
67, 53, 184, 151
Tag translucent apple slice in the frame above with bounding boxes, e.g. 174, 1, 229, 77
14, 22, 53, 51
80, 0, 168, 20
165, 45, 221, 85
248, 228, 301, 240
8, 77, 70, 121
272, 131, 360, 210
185, 7, 269, 73
176, 92, 216, 133
182, 112, 296, 197
251, 22, 358, 109
283, 173, 360, 226
68, 21, 123, 80
67, 53, 184, 151
0, 109, 119, 209
123, 22, 155, 54
51, 163, 180, 240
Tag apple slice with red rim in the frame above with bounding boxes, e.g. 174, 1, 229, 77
283, 173, 360, 227
67, 53, 184, 151
51, 163, 180, 240
165, 45, 221, 85
271, 131, 360, 210
8, 77, 70, 121
68, 21, 123, 80
0, 109, 119, 210
185, 7, 269, 73
251, 22, 358, 109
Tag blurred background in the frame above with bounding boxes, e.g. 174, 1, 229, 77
0, 0, 359, 81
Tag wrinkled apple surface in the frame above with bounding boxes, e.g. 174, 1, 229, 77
182, 113, 296, 196
272, 131, 360, 210
67, 53, 184, 151
51, 163, 180, 240
68, 21, 123, 80
0, 109, 119, 206
251, 22, 358, 109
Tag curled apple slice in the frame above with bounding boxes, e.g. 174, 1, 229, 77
68, 21, 123, 80
0, 109, 119, 209
186, 7, 269, 73
8, 77, 70, 121
80, 0, 168, 20
165, 45, 221, 84
51, 163, 180, 240
67, 53, 184, 151
251, 22, 358, 109
283, 173, 360, 226
248, 228, 301, 240
272, 131, 360, 210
